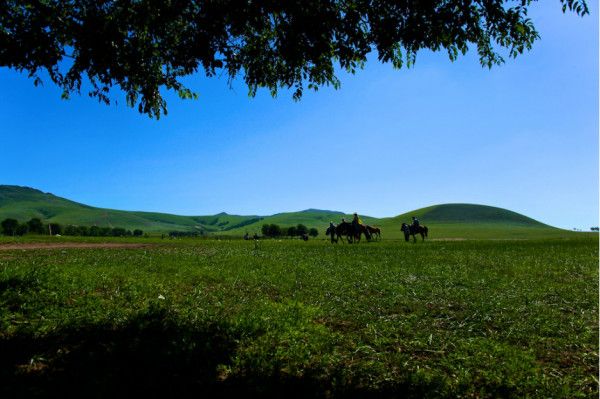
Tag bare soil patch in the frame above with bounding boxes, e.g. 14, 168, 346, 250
0, 242, 152, 251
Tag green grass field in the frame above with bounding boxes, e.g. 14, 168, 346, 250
1, 235, 597, 397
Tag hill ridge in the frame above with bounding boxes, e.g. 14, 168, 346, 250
0, 185, 559, 236
388, 203, 548, 227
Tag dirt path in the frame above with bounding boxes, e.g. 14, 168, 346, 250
0, 242, 153, 251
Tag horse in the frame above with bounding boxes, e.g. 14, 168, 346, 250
325, 225, 338, 244
366, 225, 381, 240
335, 221, 354, 243
355, 223, 372, 243
401, 223, 428, 242
331, 221, 371, 243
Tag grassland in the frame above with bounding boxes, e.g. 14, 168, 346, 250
0, 235, 597, 397
0, 185, 577, 240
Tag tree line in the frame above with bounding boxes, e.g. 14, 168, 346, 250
0, 218, 143, 237
260, 223, 318, 238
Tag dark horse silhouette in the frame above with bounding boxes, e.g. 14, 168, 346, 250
326, 225, 338, 243
401, 223, 428, 242
327, 222, 371, 243
365, 225, 381, 240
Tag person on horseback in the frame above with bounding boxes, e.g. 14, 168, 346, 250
352, 212, 363, 238
411, 216, 420, 230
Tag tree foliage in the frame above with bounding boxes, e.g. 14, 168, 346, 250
48, 223, 63, 235
262, 223, 282, 237
1, 218, 19, 236
287, 226, 298, 237
26, 217, 45, 234
0, 0, 588, 118
15, 223, 29, 236
296, 224, 308, 236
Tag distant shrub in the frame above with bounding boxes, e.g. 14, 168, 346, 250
64, 225, 79, 236
133, 229, 143, 236
287, 226, 297, 237
1, 218, 19, 236
309, 228, 319, 237
169, 231, 200, 238
15, 223, 29, 236
261, 224, 269, 236
99, 227, 112, 237
60, 224, 133, 237
61, 225, 90, 236
296, 224, 308, 236
47, 223, 62, 235
27, 218, 45, 234
111, 227, 127, 237
261, 224, 283, 238
270, 224, 282, 237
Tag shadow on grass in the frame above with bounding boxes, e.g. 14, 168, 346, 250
1, 305, 455, 399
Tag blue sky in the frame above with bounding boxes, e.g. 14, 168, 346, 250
1, 3, 597, 230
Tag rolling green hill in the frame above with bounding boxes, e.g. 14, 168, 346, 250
0, 185, 259, 233
376, 203, 565, 239
0, 185, 576, 239
389, 203, 547, 226
217, 209, 381, 236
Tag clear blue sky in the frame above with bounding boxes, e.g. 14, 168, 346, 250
1, 3, 597, 230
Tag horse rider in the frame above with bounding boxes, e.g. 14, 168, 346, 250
411, 216, 420, 230
352, 212, 363, 236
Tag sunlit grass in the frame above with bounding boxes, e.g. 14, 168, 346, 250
0, 237, 597, 397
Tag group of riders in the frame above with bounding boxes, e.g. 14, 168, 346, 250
326, 213, 378, 244
326, 213, 427, 243
244, 213, 427, 243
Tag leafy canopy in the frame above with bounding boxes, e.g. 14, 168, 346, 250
1, 0, 588, 118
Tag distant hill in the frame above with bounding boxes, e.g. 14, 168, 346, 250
377, 203, 559, 239
0, 185, 569, 238
387, 203, 548, 226
218, 209, 379, 236
0, 185, 259, 233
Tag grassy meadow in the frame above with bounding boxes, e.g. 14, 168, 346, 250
0, 235, 597, 397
